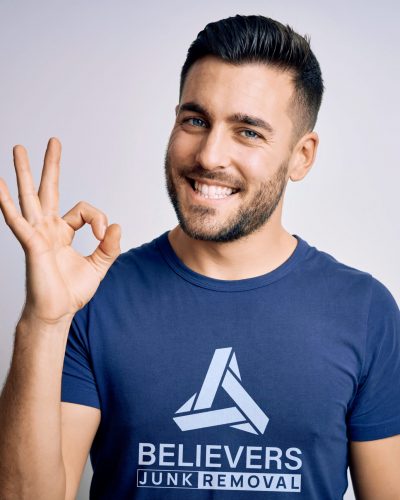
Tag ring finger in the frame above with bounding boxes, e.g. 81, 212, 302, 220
13, 144, 43, 225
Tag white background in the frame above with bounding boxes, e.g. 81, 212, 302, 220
0, 1, 399, 498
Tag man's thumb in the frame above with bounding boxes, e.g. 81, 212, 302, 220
86, 223, 122, 280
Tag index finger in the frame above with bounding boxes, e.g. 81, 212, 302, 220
38, 137, 61, 216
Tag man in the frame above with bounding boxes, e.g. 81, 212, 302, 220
0, 14, 399, 500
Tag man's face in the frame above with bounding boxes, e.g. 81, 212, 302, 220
164, 56, 297, 242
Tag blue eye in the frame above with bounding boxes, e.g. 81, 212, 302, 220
186, 117, 207, 127
241, 129, 260, 139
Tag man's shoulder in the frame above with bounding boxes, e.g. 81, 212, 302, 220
304, 238, 397, 310
302, 237, 372, 283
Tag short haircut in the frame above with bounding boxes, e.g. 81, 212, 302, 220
179, 14, 324, 141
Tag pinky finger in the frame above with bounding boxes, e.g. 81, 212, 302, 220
0, 177, 35, 247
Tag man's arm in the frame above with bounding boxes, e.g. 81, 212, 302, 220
61, 402, 101, 500
0, 317, 70, 499
0, 318, 100, 500
0, 138, 120, 498
349, 435, 400, 500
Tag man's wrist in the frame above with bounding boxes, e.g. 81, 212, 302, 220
16, 310, 74, 339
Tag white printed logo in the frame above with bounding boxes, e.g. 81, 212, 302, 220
173, 347, 269, 435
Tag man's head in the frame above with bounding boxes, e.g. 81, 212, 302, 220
165, 15, 324, 243
180, 15, 324, 142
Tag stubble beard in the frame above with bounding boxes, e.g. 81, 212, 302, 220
164, 150, 289, 243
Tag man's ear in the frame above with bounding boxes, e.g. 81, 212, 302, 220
289, 131, 319, 182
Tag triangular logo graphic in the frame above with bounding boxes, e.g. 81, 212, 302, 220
173, 347, 269, 435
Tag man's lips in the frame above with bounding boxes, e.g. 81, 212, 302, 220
185, 176, 241, 192
184, 176, 241, 203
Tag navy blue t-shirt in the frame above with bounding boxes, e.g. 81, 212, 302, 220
61, 231, 400, 499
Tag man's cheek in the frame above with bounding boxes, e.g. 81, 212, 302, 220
174, 132, 201, 156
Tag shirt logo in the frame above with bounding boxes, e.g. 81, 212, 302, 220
173, 347, 269, 435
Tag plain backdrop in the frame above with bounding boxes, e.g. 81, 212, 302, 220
0, 1, 399, 499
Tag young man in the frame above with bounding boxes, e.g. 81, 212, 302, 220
0, 14, 399, 500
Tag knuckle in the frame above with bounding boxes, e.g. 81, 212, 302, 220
4, 215, 12, 227
71, 201, 108, 224
5, 213, 19, 229
77, 200, 96, 213
91, 208, 107, 222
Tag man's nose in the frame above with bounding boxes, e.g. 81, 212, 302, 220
195, 127, 231, 170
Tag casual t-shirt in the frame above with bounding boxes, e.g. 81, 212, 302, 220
61, 231, 400, 499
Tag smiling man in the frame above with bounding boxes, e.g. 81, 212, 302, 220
0, 14, 399, 500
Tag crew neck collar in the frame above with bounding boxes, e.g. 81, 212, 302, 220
155, 230, 312, 292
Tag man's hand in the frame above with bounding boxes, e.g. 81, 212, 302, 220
0, 137, 121, 325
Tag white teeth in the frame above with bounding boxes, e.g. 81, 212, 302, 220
194, 180, 235, 199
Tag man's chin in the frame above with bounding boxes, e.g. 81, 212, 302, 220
177, 218, 248, 244
178, 224, 220, 242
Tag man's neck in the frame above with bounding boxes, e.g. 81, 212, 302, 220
167, 223, 298, 281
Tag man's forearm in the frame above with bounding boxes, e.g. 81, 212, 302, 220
0, 315, 72, 500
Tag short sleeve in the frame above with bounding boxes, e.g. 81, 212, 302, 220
347, 277, 400, 441
61, 302, 101, 409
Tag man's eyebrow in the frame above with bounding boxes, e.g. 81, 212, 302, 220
178, 102, 274, 135
178, 102, 212, 120
228, 113, 275, 135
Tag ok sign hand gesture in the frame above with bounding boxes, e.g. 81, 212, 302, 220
0, 137, 121, 325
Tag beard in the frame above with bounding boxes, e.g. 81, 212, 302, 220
164, 149, 289, 243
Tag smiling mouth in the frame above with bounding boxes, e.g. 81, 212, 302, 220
185, 177, 240, 200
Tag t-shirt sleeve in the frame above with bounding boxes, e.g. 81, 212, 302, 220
61, 302, 101, 409
347, 277, 400, 441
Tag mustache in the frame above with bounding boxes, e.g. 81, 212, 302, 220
179, 165, 244, 191
164, 149, 244, 190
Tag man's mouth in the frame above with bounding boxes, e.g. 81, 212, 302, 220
185, 177, 240, 200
